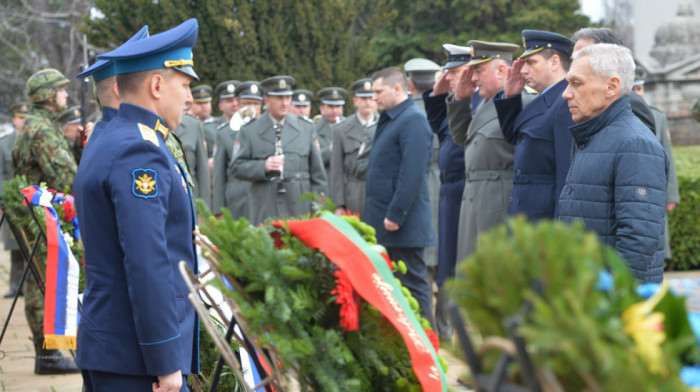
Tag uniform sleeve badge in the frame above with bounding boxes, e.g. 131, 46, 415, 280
132, 169, 158, 199
315, 138, 321, 152
233, 141, 241, 155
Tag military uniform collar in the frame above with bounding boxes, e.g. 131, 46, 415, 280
117, 103, 170, 140
101, 106, 119, 123
30, 104, 59, 120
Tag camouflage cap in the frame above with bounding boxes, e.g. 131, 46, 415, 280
26, 68, 70, 103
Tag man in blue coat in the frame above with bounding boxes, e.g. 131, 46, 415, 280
365, 67, 436, 325
494, 30, 575, 220
559, 44, 668, 283
73, 19, 200, 392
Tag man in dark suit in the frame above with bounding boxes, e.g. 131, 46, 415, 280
364, 67, 436, 325
73, 19, 200, 391
494, 30, 575, 220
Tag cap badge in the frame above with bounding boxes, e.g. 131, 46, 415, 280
74, 109, 80, 118
363, 81, 371, 91
279, 79, 287, 89
250, 84, 259, 94
332, 90, 339, 99
227, 84, 235, 93
299, 94, 306, 102
21, 105, 28, 111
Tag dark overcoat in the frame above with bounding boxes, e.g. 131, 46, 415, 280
364, 98, 435, 248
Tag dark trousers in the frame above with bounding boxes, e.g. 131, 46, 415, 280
387, 247, 435, 329
82, 369, 190, 392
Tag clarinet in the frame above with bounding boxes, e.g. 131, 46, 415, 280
273, 123, 286, 194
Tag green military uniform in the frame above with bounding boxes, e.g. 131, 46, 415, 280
329, 114, 377, 217
213, 81, 262, 219
351, 126, 376, 181
314, 87, 347, 173
171, 113, 211, 208
231, 110, 327, 225
12, 69, 79, 374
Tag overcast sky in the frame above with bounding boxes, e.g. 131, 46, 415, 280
581, 0, 605, 22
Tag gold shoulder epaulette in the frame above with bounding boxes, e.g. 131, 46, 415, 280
137, 123, 160, 147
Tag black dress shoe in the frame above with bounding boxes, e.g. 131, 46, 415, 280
33, 337, 81, 375
3, 290, 18, 298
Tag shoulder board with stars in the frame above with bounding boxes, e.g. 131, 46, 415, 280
137, 123, 159, 147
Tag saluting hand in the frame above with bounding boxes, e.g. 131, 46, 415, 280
432, 71, 451, 96
454, 67, 476, 101
504, 58, 526, 98
153, 370, 182, 392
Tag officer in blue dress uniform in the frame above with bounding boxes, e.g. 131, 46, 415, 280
494, 30, 575, 220
77, 25, 149, 146
73, 19, 200, 392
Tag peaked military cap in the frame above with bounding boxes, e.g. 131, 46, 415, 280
442, 44, 472, 70
468, 40, 520, 66
292, 89, 313, 106
76, 25, 149, 82
404, 58, 441, 83
317, 87, 347, 105
97, 19, 199, 81
215, 80, 241, 99
261, 76, 295, 96
235, 81, 263, 101
58, 105, 82, 126
350, 78, 373, 98
10, 101, 30, 118
520, 30, 573, 58
191, 84, 212, 102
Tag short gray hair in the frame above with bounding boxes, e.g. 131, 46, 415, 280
572, 43, 634, 96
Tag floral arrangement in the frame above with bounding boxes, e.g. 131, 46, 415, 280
194, 199, 446, 391
449, 216, 699, 391
0, 175, 85, 291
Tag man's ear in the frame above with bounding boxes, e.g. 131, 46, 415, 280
607, 76, 621, 98
150, 72, 164, 99
549, 54, 561, 72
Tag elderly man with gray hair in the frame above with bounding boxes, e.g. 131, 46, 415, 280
558, 43, 669, 283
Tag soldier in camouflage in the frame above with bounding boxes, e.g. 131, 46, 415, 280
12, 68, 80, 374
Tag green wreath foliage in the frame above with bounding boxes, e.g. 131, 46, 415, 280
195, 198, 443, 392
449, 216, 693, 391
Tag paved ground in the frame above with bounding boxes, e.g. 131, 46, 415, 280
0, 243, 473, 391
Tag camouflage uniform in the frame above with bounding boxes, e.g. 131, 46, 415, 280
13, 104, 77, 342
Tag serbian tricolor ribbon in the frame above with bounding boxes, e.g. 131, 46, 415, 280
272, 213, 447, 391
21, 185, 80, 350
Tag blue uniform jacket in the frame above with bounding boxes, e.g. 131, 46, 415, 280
494, 79, 574, 219
365, 98, 436, 248
84, 106, 118, 149
74, 103, 198, 377
558, 96, 668, 283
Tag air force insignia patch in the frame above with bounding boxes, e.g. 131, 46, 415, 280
132, 169, 158, 199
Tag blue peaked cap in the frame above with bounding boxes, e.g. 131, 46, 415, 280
97, 18, 199, 81
520, 29, 573, 58
76, 25, 149, 82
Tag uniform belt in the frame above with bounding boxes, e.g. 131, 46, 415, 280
466, 170, 513, 182
513, 173, 554, 184
440, 170, 466, 183
269, 172, 311, 182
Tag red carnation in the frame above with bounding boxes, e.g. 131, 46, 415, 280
331, 269, 360, 331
